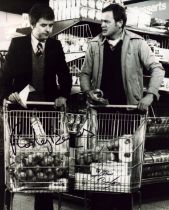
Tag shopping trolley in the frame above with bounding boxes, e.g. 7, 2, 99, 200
3, 100, 70, 194
73, 104, 147, 193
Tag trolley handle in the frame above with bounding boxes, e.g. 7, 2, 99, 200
4, 100, 55, 106
26, 101, 55, 106
88, 103, 138, 109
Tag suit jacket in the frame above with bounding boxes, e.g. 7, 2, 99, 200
0, 34, 72, 103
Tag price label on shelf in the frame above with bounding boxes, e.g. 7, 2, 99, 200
153, 47, 169, 63
160, 77, 169, 92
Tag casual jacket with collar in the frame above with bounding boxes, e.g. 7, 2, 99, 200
80, 29, 165, 105
0, 34, 72, 103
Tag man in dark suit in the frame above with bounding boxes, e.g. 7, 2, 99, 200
0, 4, 72, 108
0, 4, 72, 210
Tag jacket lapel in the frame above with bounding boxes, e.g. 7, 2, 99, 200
97, 41, 104, 88
121, 30, 130, 93
22, 34, 32, 74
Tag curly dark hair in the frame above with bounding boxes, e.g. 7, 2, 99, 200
102, 3, 127, 28
29, 4, 55, 26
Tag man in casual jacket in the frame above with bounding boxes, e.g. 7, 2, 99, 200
0, 4, 72, 210
80, 3, 165, 210
80, 3, 165, 111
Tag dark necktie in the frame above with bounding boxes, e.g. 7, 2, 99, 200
36, 42, 43, 57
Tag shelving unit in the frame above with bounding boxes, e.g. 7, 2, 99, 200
130, 21, 169, 187
50, 18, 101, 91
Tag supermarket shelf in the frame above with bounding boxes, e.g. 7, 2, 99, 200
146, 134, 169, 139
143, 161, 169, 166
142, 177, 169, 185
16, 22, 169, 40
124, 0, 150, 5
126, 26, 169, 38
16, 27, 31, 35
16, 18, 101, 37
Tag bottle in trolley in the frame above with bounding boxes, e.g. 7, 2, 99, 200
3, 100, 70, 193
74, 103, 147, 193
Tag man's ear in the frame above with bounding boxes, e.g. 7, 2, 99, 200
117, 20, 123, 28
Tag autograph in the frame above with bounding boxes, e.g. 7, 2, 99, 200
10, 121, 95, 155
90, 170, 120, 188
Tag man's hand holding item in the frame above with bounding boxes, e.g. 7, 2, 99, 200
86, 89, 109, 105
138, 93, 154, 111
54, 96, 67, 109
8, 92, 21, 104
8, 92, 28, 108
86, 89, 103, 101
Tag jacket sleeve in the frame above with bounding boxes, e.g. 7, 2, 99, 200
138, 39, 165, 99
0, 39, 16, 104
80, 42, 94, 92
56, 41, 72, 98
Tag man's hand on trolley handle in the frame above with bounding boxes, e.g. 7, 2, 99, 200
138, 93, 154, 111
54, 96, 67, 110
86, 89, 154, 111
8, 93, 68, 110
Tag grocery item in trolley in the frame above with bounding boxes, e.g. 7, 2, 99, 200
74, 106, 147, 193
119, 135, 133, 163
4, 101, 70, 193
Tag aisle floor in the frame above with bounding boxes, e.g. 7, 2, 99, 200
53, 197, 169, 210
1, 189, 169, 210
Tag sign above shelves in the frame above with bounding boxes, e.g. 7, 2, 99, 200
127, 0, 169, 20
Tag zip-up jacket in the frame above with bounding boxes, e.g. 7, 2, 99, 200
80, 29, 165, 105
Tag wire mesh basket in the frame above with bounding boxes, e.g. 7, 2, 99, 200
58, 24, 93, 53
73, 105, 147, 193
4, 101, 70, 193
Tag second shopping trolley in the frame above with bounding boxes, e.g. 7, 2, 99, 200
74, 105, 147, 193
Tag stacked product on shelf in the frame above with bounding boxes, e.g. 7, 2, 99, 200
146, 117, 169, 134
49, 0, 123, 21
143, 150, 169, 179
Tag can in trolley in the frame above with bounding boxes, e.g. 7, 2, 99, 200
74, 104, 147, 193
3, 100, 70, 193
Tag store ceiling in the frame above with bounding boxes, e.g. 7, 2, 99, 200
0, 0, 49, 14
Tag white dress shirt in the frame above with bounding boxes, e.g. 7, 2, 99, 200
31, 34, 45, 54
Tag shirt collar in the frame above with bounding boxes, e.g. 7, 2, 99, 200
102, 30, 124, 46
31, 34, 46, 53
